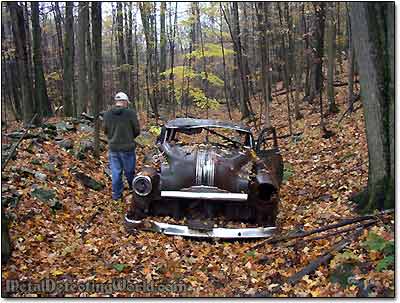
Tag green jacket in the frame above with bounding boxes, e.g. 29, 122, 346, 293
103, 107, 140, 152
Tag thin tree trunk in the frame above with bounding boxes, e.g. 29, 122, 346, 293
134, 17, 140, 107
277, 3, 293, 136
168, 3, 178, 118
336, 2, 343, 74
294, 3, 304, 120
92, 1, 102, 158
63, 2, 74, 117
53, 2, 64, 70
219, 3, 232, 120
127, 2, 136, 110
346, 4, 355, 112
222, 3, 251, 119
256, 2, 270, 127
86, 9, 93, 113
327, 4, 338, 113
116, 2, 128, 92
159, 2, 167, 109
77, 2, 89, 115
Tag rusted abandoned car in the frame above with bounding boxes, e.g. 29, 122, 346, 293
125, 118, 283, 238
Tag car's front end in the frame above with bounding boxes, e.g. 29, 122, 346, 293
125, 118, 283, 239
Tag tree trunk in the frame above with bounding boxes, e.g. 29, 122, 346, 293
327, 4, 338, 113
219, 3, 232, 120
277, 3, 293, 136
293, 3, 304, 120
256, 2, 271, 127
168, 3, 178, 118
346, 5, 355, 112
63, 2, 74, 117
91, 2, 102, 158
308, 3, 325, 103
159, 2, 167, 108
127, 2, 136, 110
77, 2, 89, 115
116, 2, 128, 93
31, 2, 52, 118
53, 2, 64, 71
8, 2, 35, 124
349, 3, 394, 211
302, 4, 311, 98
134, 18, 140, 106
336, 2, 343, 74
222, 3, 251, 119
139, 2, 159, 119
86, 9, 94, 113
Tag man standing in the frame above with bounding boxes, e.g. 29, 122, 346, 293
104, 92, 140, 200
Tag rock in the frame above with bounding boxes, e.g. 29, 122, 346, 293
30, 158, 41, 165
5, 131, 25, 139
49, 155, 63, 167
74, 151, 86, 160
43, 163, 56, 172
66, 124, 76, 131
79, 124, 94, 133
79, 140, 94, 153
31, 187, 56, 202
74, 172, 104, 191
2, 192, 21, 208
55, 121, 68, 132
16, 167, 36, 176
41, 123, 57, 131
31, 187, 62, 210
57, 139, 74, 150
34, 172, 47, 181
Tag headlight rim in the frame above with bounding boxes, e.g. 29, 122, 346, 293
133, 175, 153, 196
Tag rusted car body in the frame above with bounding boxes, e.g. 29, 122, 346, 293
125, 118, 283, 238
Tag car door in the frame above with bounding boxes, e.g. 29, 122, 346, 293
255, 127, 284, 186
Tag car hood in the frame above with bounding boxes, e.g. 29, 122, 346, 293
159, 143, 252, 193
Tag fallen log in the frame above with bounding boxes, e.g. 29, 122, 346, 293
285, 219, 377, 247
272, 88, 296, 97
333, 79, 360, 87
80, 207, 104, 239
287, 228, 363, 285
2, 114, 38, 171
337, 94, 361, 124
74, 171, 104, 191
250, 209, 393, 250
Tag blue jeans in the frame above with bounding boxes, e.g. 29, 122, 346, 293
109, 150, 136, 200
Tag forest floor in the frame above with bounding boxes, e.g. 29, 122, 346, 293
1, 83, 394, 297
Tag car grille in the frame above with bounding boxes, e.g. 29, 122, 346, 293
195, 149, 215, 186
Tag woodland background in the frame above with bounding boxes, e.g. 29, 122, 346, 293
1, 2, 395, 297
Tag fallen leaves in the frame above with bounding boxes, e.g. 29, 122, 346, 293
1, 84, 394, 297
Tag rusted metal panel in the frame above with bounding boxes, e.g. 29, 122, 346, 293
127, 119, 284, 238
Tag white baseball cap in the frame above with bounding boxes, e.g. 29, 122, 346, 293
114, 92, 130, 103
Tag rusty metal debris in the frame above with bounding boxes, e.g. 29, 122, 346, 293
126, 118, 283, 238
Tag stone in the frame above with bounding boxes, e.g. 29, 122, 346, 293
34, 172, 47, 181
57, 139, 74, 150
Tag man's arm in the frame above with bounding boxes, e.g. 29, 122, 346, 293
131, 111, 140, 138
103, 113, 109, 136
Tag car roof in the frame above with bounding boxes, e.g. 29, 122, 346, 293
165, 118, 252, 133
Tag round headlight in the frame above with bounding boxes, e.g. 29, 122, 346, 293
133, 175, 152, 196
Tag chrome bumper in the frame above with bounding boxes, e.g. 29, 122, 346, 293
125, 215, 276, 239
160, 190, 248, 201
